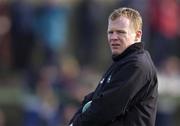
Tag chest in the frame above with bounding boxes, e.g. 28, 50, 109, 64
93, 63, 118, 97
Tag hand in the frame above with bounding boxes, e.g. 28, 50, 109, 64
82, 100, 92, 113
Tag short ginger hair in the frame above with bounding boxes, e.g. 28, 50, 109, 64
109, 7, 143, 32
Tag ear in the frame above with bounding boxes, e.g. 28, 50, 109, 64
135, 30, 142, 42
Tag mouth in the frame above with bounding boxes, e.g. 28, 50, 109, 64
111, 43, 121, 49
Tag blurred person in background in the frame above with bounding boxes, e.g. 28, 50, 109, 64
10, 0, 36, 70
22, 65, 61, 126
34, 0, 70, 65
0, 1, 11, 71
73, 0, 103, 67
20, 1, 71, 125
156, 56, 180, 126
69, 7, 158, 126
149, 0, 178, 68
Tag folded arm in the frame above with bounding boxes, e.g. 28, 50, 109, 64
71, 63, 147, 126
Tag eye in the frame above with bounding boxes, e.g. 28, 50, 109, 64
117, 30, 126, 34
108, 31, 113, 34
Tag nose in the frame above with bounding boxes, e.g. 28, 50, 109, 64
110, 32, 118, 40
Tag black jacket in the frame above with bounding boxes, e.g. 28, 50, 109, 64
70, 43, 158, 126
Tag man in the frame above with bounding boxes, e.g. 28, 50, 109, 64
69, 7, 158, 126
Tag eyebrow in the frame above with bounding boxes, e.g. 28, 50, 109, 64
107, 29, 127, 34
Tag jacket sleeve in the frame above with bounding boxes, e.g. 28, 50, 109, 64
69, 91, 94, 124
71, 63, 147, 126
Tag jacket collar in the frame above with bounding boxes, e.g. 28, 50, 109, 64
112, 42, 144, 62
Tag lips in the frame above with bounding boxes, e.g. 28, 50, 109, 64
111, 43, 121, 49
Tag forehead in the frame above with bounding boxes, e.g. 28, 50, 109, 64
108, 17, 131, 30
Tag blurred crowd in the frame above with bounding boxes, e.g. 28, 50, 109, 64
0, 0, 179, 126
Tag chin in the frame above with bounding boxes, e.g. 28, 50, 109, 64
112, 51, 122, 56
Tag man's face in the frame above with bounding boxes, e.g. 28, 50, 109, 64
107, 16, 137, 56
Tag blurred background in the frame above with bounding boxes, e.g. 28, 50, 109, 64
0, 0, 179, 126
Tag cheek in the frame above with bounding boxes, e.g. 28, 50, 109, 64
120, 35, 128, 44
125, 34, 134, 44
107, 35, 110, 40
107, 36, 111, 44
